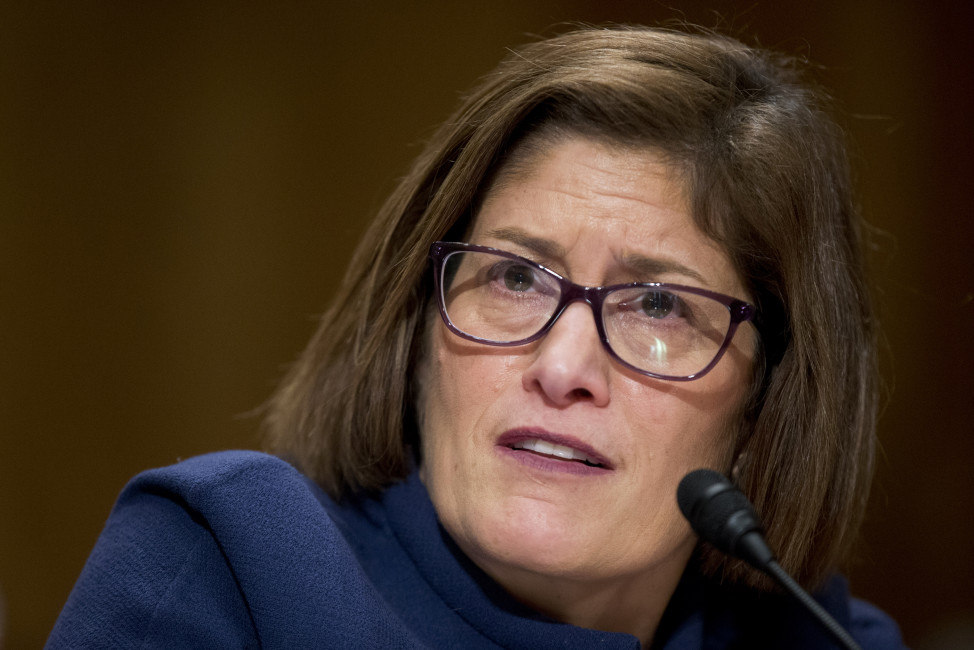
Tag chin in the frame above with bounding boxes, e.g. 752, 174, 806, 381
455, 503, 626, 581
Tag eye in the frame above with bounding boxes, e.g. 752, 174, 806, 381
500, 264, 536, 292
640, 290, 677, 318
482, 257, 559, 298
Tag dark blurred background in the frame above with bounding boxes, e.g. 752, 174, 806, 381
2, 2, 972, 648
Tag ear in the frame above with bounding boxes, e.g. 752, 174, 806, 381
730, 450, 747, 484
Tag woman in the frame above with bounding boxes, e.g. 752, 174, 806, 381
49, 25, 903, 648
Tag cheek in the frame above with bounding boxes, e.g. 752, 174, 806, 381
417, 325, 513, 473
625, 350, 751, 472
624, 393, 734, 479
419, 333, 471, 439
423, 325, 521, 412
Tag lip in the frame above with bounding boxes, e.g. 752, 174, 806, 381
495, 428, 614, 475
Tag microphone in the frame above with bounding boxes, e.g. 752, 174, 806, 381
677, 469, 862, 650
676, 467, 775, 570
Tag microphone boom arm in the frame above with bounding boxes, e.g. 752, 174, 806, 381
677, 469, 863, 650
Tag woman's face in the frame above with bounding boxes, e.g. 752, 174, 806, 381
417, 137, 755, 612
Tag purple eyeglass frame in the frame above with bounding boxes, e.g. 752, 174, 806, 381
429, 241, 756, 382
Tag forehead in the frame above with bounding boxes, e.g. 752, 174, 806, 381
474, 138, 687, 236
466, 137, 747, 299
484, 131, 685, 208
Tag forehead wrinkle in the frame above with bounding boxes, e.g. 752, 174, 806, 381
482, 226, 565, 260
567, 141, 682, 198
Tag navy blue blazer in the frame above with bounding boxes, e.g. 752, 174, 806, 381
47, 451, 904, 648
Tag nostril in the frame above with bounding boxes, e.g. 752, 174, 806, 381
570, 388, 594, 400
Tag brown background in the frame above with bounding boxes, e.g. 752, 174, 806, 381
2, 2, 972, 648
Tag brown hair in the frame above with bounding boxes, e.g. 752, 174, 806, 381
263, 25, 877, 591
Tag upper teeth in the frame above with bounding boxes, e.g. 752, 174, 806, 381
512, 439, 600, 466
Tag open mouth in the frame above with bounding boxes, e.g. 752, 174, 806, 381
508, 438, 605, 467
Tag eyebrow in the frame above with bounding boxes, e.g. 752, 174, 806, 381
484, 226, 709, 285
485, 227, 565, 260
619, 252, 707, 285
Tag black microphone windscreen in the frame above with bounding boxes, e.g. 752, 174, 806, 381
676, 468, 729, 521
677, 468, 765, 560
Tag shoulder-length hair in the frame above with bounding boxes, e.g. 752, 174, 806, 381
264, 25, 877, 591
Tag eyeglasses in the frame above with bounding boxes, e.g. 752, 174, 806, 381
429, 241, 755, 381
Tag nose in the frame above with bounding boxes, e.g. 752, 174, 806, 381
521, 301, 611, 407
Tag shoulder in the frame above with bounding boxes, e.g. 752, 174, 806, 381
50, 451, 418, 648
680, 572, 905, 650
789, 575, 905, 650
48, 451, 298, 647
812, 574, 904, 650
848, 596, 906, 650
125, 449, 306, 501
116, 450, 336, 550
781, 576, 905, 650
